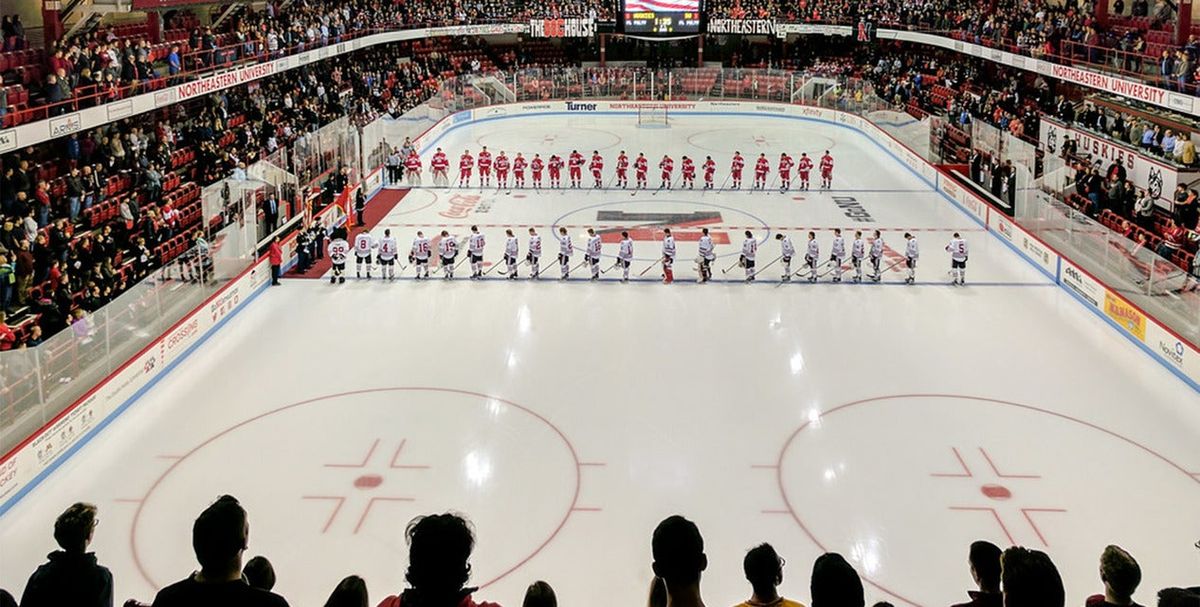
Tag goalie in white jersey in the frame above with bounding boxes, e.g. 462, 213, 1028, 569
410, 230, 431, 279
850, 231, 866, 282
804, 231, 820, 282
696, 227, 715, 283
741, 230, 757, 282
504, 229, 520, 280
904, 232, 920, 284
868, 230, 884, 282
438, 230, 459, 279
617, 231, 634, 282
775, 233, 795, 282
377, 229, 399, 280
354, 229, 375, 279
661, 228, 676, 284
556, 226, 574, 280
829, 228, 847, 282
327, 234, 350, 284
467, 225, 486, 279
585, 228, 603, 281
946, 232, 968, 285
528, 228, 543, 279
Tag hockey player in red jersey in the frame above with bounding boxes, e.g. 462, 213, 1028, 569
431, 148, 449, 187
820, 150, 834, 189
458, 150, 474, 187
777, 153, 794, 192
754, 153, 770, 190
404, 152, 422, 186
797, 152, 813, 190
681, 156, 696, 189
730, 152, 745, 189
659, 155, 674, 189
589, 151, 604, 188
703, 156, 716, 190
568, 150, 584, 188
548, 154, 564, 188
494, 151, 510, 189
634, 153, 649, 189
616, 151, 630, 188
513, 153, 528, 189
477, 146, 493, 187
531, 154, 545, 189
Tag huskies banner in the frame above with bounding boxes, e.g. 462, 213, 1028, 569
707, 19, 776, 35
528, 18, 597, 38
1038, 117, 1200, 206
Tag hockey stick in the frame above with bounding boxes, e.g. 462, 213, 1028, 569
600, 260, 622, 274
793, 258, 832, 278
638, 259, 662, 277
748, 255, 784, 280
778, 175, 795, 194
818, 260, 849, 278
483, 257, 510, 276
567, 259, 589, 275
712, 170, 731, 193
651, 174, 679, 196
720, 258, 743, 274
868, 259, 906, 280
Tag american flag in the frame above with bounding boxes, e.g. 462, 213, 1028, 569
624, 0, 698, 12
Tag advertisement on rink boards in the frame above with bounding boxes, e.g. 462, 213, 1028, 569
0, 258, 272, 514
1037, 118, 1200, 207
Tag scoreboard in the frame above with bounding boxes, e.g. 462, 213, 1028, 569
622, 0, 702, 35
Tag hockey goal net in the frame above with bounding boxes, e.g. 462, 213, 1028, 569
637, 105, 670, 128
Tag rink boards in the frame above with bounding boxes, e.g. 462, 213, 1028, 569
1, 100, 1197, 517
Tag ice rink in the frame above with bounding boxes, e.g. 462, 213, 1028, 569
2, 113, 1198, 607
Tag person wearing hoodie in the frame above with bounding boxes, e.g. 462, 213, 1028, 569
20, 502, 113, 607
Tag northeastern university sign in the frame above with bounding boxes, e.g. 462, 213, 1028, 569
708, 19, 776, 35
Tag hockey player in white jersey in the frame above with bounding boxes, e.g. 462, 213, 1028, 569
661, 228, 676, 284
354, 229, 375, 279
468, 225, 486, 279
585, 228, 602, 281
410, 230, 431, 279
528, 227, 543, 279
805, 231, 820, 282
438, 230, 459, 280
504, 229, 520, 280
697, 227, 715, 283
850, 231, 866, 282
327, 234, 349, 284
617, 231, 634, 282
741, 230, 757, 282
557, 226, 574, 280
946, 232, 968, 285
868, 230, 884, 282
377, 229, 399, 280
904, 232, 919, 284
775, 233, 795, 282
829, 228, 847, 282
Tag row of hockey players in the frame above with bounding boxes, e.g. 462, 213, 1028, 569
389, 147, 835, 191
324, 227, 970, 285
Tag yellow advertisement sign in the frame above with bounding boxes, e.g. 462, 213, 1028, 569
1104, 293, 1146, 341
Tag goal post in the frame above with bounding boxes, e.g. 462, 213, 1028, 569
637, 105, 670, 128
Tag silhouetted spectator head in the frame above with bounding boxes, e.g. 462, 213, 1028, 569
324, 575, 368, 607
1099, 546, 1140, 604
522, 581, 557, 607
54, 502, 98, 552
1001, 547, 1065, 607
0, 589, 15, 607
743, 543, 786, 600
811, 553, 864, 607
243, 555, 276, 591
969, 540, 1002, 593
651, 515, 707, 589
404, 513, 475, 599
1156, 589, 1199, 607
192, 495, 248, 576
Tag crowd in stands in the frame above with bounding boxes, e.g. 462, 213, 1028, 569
4, 500, 1199, 607
0, 0, 616, 124
0, 37, 483, 351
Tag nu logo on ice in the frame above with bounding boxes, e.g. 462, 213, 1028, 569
565, 102, 598, 112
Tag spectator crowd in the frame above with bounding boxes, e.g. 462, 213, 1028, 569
4, 499, 1199, 607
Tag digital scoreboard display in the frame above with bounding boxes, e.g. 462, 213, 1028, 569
622, 0, 702, 35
